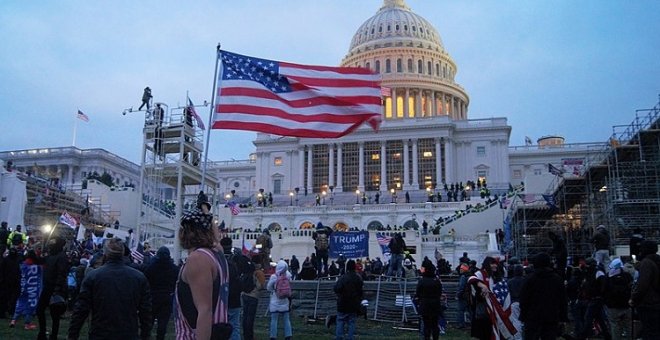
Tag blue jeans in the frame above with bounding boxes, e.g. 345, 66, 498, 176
387, 253, 404, 278
241, 295, 258, 340
270, 311, 292, 338
335, 311, 357, 340
578, 299, 611, 340
228, 307, 241, 340
455, 298, 469, 328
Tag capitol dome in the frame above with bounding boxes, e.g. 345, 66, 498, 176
341, 0, 469, 121
348, 0, 444, 54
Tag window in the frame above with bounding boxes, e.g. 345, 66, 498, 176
375, 60, 381, 73
436, 63, 440, 76
385, 59, 391, 73
423, 151, 433, 158
418, 60, 423, 74
379, 26, 382, 33
513, 170, 522, 178
396, 58, 402, 72
273, 179, 282, 194
371, 153, 380, 160
407, 59, 413, 73
274, 157, 283, 166
427, 61, 432, 75
396, 24, 400, 31
534, 169, 542, 176
365, 62, 370, 70
233, 181, 240, 188
387, 25, 391, 31
476, 146, 486, 157
477, 171, 487, 179
404, 25, 408, 31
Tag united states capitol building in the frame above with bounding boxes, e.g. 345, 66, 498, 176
1, 0, 611, 264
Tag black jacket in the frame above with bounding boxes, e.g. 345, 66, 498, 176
43, 250, 69, 295
519, 267, 568, 324
143, 255, 178, 296
415, 275, 443, 316
631, 253, 660, 308
334, 271, 363, 313
68, 259, 152, 340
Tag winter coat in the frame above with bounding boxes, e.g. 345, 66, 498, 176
267, 260, 291, 313
630, 253, 660, 308
519, 267, 568, 324
334, 271, 363, 314
416, 275, 443, 316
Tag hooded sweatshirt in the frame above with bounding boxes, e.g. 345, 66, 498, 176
267, 260, 291, 312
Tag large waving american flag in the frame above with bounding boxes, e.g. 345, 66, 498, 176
212, 50, 382, 138
376, 233, 392, 263
468, 271, 519, 339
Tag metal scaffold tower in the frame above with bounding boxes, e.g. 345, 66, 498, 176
511, 95, 660, 260
135, 101, 217, 252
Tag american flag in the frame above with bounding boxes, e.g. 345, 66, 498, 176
77, 110, 89, 122
187, 98, 205, 130
548, 163, 563, 176
131, 243, 144, 264
213, 50, 382, 138
227, 201, 240, 216
543, 194, 558, 209
59, 210, 78, 229
376, 233, 392, 262
469, 272, 519, 339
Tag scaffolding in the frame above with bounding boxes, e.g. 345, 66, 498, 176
511, 96, 660, 260
135, 102, 217, 249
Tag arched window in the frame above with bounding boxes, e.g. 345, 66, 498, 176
375, 60, 381, 74
436, 63, 440, 76
366, 62, 371, 70
396, 58, 402, 72
387, 25, 391, 31
371, 27, 375, 34
418, 59, 423, 74
396, 24, 400, 31
404, 25, 408, 31
379, 26, 382, 33
427, 61, 432, 75
385, 59, 391, 73
407, 59, 413, 73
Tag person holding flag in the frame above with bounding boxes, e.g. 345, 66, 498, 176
468, 257, 519, 340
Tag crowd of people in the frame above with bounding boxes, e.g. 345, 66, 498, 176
2, 193, 660, 340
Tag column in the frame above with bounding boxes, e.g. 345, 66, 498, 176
404, 88, 410, 118
431, 91, 436, 116
298, 147, 305, 190
445, 139, 454, 184
415, 90, 422, 118
425, 92, 432, 117
328, 144, 335, 188
403, 140, 410, 189
435, 138, 442, 186
380, 141, 387, 192
391, 88, 397, 118
306, 146, 313, 193
67, 166, 74, 185
336, 143, 343, 192
412, 139, 419, 188
358, 142, 365, 191
451, 96, 456, 118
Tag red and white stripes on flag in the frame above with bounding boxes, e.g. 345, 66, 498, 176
77, 110, 89, 122
213, 50, 382, 138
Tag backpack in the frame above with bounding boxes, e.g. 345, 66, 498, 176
275, 273, 292, 299
605, 271, 632, 308
316, 233, 329, 251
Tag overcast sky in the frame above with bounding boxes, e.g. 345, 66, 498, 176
1, 0, 659, 164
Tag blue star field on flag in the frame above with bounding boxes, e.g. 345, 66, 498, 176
221, 50, 291, 93
492, 280, 509, 307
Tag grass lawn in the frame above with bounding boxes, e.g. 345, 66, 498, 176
1, 312, 473, 339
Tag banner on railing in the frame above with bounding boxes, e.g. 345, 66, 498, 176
329, 231, 369, 258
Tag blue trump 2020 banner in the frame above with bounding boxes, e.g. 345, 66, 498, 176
329, 231, 369, 258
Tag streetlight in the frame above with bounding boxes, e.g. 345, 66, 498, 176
257, 192, 263, 207
390, 188, 396, 203
289, 191, 294, 206
225, 193, 231, 203
355, 189, 360, 204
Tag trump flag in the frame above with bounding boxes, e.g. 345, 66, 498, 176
213, 50, 382, 138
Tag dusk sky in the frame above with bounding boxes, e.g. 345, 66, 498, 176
1, 0, 659, 164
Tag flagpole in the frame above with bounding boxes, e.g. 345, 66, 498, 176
72, 111, 78, 147
201, 43, 222, 190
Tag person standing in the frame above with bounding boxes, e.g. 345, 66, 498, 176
334, 259, 364, 340
10, 250, 42, 330
144, 246, 178, 340
36, 237, 69, 340
289, 255, 300, 280
416, 261, 443, 340
386, 233, 406, 279
242, 257, 265, 340
67, 237, 152, 340
220, 237, 243, 340
507, 264, 525, 340
577, 258, 612, 340
629, 240, 660, 339
313, 226, 332, 277
139, 86, 152, 111
0, 221, 9, 256
0, 248, 21, 320
592, 225, 611, 268
548, 231, 568, 279
605, 258, 632, 340
519, 253, 568, 340
267, 260, 293, 340
256, 229, 273, 271
174, 209, 230, 340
